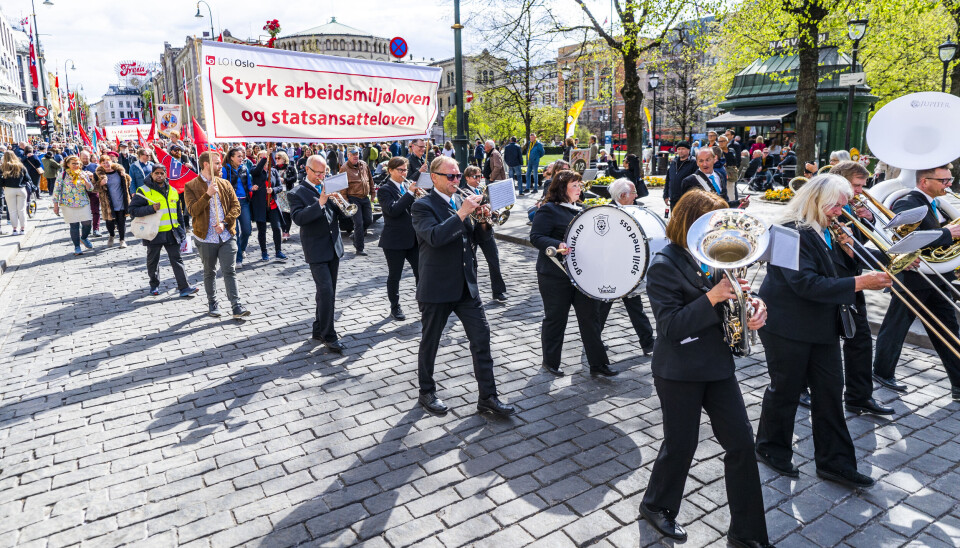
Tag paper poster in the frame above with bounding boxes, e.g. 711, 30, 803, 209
886, 230, 943, 254
199, 41, 441, 143
884, 206, 927, 230
569, 148, 592, 174
102, 124, 153, 142
156, 104, 183, 138
758, 224, 800, 270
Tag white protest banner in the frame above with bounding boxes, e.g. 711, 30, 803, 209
103, 124, 152, 142
156, 104, 183, 138
199, 41, 441, 143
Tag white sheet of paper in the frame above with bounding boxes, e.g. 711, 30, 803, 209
485, 179, 516, 211
886, 230, 943, 254
884, 206, 927, 229
323, 172, 349, 193
417, 171, 434, 189
758, 224, 800, 270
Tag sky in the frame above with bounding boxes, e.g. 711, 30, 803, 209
2, 0, 593, 105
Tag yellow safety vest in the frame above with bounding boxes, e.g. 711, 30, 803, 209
138, 185, 180, 232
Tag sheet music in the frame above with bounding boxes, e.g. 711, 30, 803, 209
485, 179, 516, 211
417, 171, 434, 189
758, 224, 800, 270
323, 172, 349, 193
886, 230, 943, 254
884, 206, 926, 229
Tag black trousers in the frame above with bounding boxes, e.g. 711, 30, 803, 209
644, 375, 768, 542
348, 196, 374, 252
146, 242, 189, 291
842, 293, 874, 404
874, 283, 960, 388
281, 211, 292, 233
598, 294, 655, 348
383, 245, 420, 307
538, 273, 609, 369
257, 209, 283, 255
105, 210, 126, 240
476, 237, 506, 295
309, 259, 339, 342
417, 286, 497, 400
756, 330, 857, 473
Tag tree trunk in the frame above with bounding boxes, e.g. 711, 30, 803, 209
794, 20, 820, 164
621, 50, 644, 157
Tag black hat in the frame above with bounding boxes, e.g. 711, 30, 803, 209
676, 141, 691, 149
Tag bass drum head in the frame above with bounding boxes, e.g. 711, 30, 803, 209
620, 205, 668, 279
563, 204, 657, 301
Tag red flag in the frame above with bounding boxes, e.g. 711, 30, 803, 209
192, 117, 213, 153
116, 136, 121, 149
146, 117, 156, 141
153, 145, 198, 193
27, 25, 38, 89
79, 124, 92, 147
137, 129, 146, 148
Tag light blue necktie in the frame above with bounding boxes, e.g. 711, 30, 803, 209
399, 184, 406, 196
449, 197, 457, 210
708, 174, 721, 194
474, 187, 481, 195
823, 228, 833, 249
932, 198, 939, 211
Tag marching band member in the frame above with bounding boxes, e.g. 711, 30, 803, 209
288, 155, 349, 354
873, 164, 960, 401
597, 178, 655, 355
377, 156, 421, 321
530, 170, 615, 378
755, 175, 891, 489
463, 166, 507, 303
640, 190, 770, 547
410, 156, 515, 417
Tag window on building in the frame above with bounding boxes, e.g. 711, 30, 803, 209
109, 101, 114, 108
111, 112, 116, 119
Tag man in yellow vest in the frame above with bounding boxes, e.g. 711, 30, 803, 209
128, 165, 198, 298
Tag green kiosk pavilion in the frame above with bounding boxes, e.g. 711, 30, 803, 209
707, 47, 878, 165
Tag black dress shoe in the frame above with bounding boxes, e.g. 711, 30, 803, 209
845, 398, 895, 416
542, 363, 564, 377
639, 503, 687, 541
324, 339, 345, 354
391, 306, 406, 321
356, 250, 368, 256
590, 364, 619, 377
641, 343, 654, 356
477, 396, 516, 416
873, 374, 907, 392
493, 293, 508, 303
419, 393, 448, 416
953, 387, 960, 401
798, 390, 811, 409
728, 534, 775, 548
755, 450, 799, 478
816, 468, 875, 489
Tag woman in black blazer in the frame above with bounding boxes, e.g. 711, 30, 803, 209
529, 170, 614, 377
249, 151, 286, 261
756, 174, 891, 489
640, 190, 770, 548
377, 156, 422, 321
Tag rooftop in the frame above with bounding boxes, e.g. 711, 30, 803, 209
287, 17, 381, 38
726, 47, 866, 98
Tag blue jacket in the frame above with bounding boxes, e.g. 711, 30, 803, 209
222, 164, 252, 200
503, 143, 523, 167
527, 141, 545, 165
129, 161, 153, 195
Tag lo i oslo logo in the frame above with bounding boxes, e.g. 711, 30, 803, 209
205, 55, 256, 68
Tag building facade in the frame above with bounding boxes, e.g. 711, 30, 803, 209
275, 18, 392, 62
96, 86, 144, 126
2, 13, 31, 142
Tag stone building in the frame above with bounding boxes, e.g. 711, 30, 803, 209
275, 18, 391, 62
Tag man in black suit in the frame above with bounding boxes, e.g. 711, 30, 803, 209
288, 155, 347, 354
411, 156, 515, 417
873, 164, 960, 401
406, 138, 428, 179
679, 148, 748, 208
378, 157, 421, 321
664, 141, 697, 210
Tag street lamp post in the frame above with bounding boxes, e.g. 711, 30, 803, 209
649, 72, 660, 151
452, 0, 468, 170
30, 0, 53, 138
560, 66, 571, 141
843, 18, 868, 150
617, 109, 623, 163
64, 59, 75, 139
440, 109, 446, 144
195, 0, 215, 40
939, 38, 959, 93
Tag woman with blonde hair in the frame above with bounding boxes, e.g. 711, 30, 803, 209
53, 155, 96, 255
0, 151, 30, 235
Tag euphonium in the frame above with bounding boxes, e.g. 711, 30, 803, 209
686, 209, 771, 357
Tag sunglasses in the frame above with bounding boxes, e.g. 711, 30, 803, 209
433, 172, 462, 181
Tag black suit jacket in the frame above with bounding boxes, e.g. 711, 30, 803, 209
892, 190, 955, 290
645, 244, 735, 382
378, 179, 418, 250
288, 181, 345, 264
530, 202, 579, 278
679, 170, 738, 207
412, 191, 492, 303
759, 222, 857, 344
665, 157, 698, 204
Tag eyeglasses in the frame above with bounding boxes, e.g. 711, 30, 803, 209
433, 172, 462, 181
925, 177, 955, 185
305, 166, 326, 175
396, 168, 408, 172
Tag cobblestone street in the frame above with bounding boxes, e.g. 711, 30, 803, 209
1, 203, 959, 547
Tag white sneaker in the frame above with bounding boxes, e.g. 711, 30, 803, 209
119, 240, 127, 249
108, 236, 115, 246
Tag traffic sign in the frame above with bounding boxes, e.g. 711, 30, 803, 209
38, 119, 47, 126
465, 90, 474, 103
389, 37, 408, 59
839, 72, 866, 86
35, 106, 48, 117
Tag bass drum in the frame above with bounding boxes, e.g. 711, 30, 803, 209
563, 204, 668, 301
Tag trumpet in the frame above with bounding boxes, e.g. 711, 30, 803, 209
406, 183, 428, 199
457, 185, 493, 223
327, 192, 359, 216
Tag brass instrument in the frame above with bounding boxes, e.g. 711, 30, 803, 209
457, 185, 493, 223
687, 209, 770, 357
328, 192, 359, 216
490, 204, 512, 226
788, 176, 808, 192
